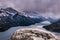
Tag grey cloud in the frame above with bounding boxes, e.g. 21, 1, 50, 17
0, 0, 60, 18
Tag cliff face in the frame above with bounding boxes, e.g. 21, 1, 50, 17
43, 19, 60, 33
9, 28, 57, 40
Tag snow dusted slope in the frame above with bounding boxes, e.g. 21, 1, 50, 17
0, 7, 45, 32
0, 7, 58, 32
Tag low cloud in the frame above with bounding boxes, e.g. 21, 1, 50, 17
0, 0, 60, 18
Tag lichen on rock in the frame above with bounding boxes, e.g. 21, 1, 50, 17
9, 28, 58, 40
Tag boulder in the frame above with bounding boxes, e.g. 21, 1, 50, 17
9, 28, 57, 40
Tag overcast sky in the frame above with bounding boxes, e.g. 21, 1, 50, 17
0, 0, 60, 18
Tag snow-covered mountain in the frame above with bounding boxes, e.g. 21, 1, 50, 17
0, 7, 58, 32
23, 11, 58, 23
0, 7, 46, 32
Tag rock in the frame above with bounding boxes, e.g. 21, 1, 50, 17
43, 19, 60, 33
9, 28, 58, 40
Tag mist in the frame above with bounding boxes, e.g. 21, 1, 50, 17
0, 0, 60, 18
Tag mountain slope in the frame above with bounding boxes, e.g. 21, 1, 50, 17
0, 7, 44, 32
43, 19, 60, 33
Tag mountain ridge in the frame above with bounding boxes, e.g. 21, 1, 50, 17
43, 19, 60, 33
0, 7, 44, 32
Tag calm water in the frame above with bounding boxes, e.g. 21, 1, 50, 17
0, 21, 54, 40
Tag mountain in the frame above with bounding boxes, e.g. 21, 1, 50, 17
46, 17, 58, 23
23, 10, 58, 23
23, 11, 38, 17
0, 7, 44, 32
43, 19, 60, 33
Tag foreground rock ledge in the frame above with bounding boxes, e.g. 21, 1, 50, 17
9, 28, 58, 40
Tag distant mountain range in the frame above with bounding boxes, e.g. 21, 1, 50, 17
23, 10, 58, 23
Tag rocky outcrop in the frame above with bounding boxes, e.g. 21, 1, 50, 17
43, 19, 60, 33
9, 28, 58, 40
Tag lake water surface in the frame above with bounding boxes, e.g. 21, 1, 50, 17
0, 21, 59, 40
